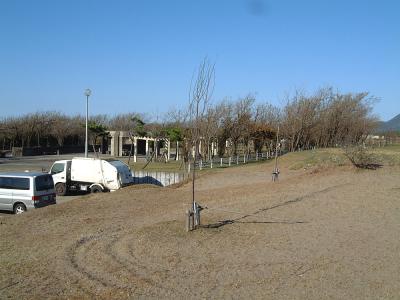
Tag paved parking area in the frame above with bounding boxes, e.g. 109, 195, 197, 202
0, 154, 86, 217
0, 153, 99, 173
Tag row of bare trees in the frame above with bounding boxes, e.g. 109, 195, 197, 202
0, 112, 86, 150
0, 87, 378, 155
280, 87, 378, 151
0, 112, 151, 150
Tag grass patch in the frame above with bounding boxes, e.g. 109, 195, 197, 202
287, 149, 347, 170
286, 145, 400, 171
371, 144, 400, 166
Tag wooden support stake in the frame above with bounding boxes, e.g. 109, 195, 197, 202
186, 209, 191, 232
190, 210, 194, 230
196, 209, 201, 227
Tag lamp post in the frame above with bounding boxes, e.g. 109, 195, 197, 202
84, 89, 91, 158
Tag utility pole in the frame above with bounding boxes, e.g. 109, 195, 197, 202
84, 89, 91, 158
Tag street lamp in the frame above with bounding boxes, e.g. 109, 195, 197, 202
84, 88, 92, 158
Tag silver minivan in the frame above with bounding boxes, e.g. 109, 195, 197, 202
0, 172, 56, 214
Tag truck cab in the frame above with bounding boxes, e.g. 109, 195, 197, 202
50, 160, 71, 195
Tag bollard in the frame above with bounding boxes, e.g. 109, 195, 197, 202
200, 160, 203, 170
220, 158, 223, 167
256, 151, 258, 161
210, 159, 213, 168
236, 155, 239, 165
229, 157, 231, 166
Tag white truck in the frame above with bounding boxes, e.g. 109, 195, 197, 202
49, 157, 133, 196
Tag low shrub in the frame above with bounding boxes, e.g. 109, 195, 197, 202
342, 145, 382, 170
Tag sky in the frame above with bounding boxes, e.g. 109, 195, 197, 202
0, 0, 399, 121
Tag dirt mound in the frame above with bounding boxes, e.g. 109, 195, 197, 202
1, 154, 400, 299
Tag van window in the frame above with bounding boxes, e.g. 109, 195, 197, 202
0, 177, 30, 190
35, 175, 54, 191
51, 163, 65, 174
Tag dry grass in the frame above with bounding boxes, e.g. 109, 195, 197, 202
1, 148, 400, 299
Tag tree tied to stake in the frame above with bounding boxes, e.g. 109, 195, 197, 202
188, 57, 215, 214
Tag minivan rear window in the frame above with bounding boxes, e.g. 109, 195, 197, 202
0, 177, 30, 190
35, 175, 54, 191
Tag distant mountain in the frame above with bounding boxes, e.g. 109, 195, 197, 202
377, 114, 400, 133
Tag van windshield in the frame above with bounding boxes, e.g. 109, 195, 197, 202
35, 175, 54, 191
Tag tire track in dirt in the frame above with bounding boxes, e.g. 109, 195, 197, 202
61, 219, 336, 298
105, 232, 181, 297
65, 235, 108, 297
65, 229, 178, 298
66, 233, 141, 297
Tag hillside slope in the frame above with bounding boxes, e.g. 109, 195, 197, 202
1, 149, 400, 299
378, 113, 400, 132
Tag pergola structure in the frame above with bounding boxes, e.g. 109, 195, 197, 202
108, 131, 170, 162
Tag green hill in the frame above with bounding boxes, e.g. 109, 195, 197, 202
377, 114, 400, 132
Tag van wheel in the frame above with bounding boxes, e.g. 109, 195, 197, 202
55, 183, 67, 196
90, 185, 102, 193
14, 203, 26, 214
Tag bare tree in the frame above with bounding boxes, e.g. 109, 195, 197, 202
188, 57, 215, 213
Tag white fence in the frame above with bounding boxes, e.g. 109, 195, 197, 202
131, 151, 279, 187
193, 151, 278, 170
131, 170, 188, 187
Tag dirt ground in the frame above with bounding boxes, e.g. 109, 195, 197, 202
1, 151, 400, 299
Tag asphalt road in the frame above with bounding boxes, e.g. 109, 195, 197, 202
0, 153, 99, 173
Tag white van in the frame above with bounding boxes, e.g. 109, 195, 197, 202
0, 172, 56, 214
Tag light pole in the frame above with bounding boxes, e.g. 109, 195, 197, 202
84, 88, 91, 158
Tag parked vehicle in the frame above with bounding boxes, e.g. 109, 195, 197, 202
0, 172, 56, 214
50, 157, 133, 196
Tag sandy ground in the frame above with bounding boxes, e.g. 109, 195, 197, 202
1, 154, 400, 299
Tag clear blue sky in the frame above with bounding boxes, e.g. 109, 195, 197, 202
1, 0, 399, 121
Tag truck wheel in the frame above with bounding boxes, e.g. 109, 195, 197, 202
90, 185, 103, 193
55, 183, 67, 196
14, 203, 26, 214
